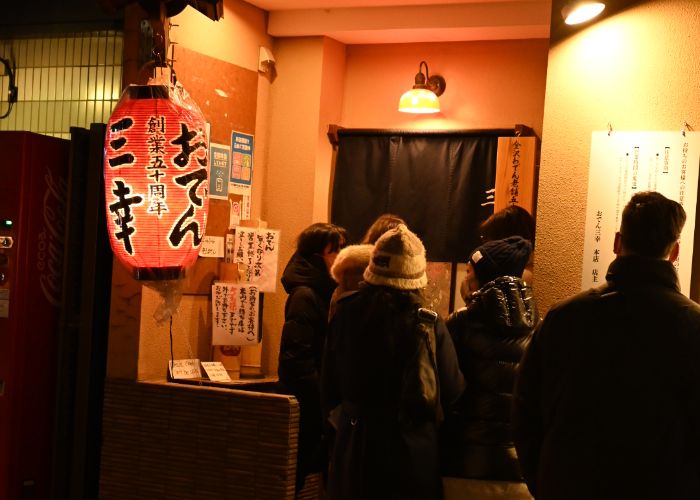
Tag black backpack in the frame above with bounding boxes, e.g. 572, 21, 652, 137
399, 305, 443, 425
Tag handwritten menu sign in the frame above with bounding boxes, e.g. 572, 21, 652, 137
201, 361, 232, 382
169, 359, 202, 379
199, 235, 224, 258
212, 282, 260, 346
233, 227, 280, 293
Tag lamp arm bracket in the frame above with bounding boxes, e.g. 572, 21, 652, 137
427, 74, 446, 97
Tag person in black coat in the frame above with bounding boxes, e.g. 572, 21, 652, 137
278, 222, 348, 492
322, 224, 465, 500
441, 236, 537, 499
513, 191, 700, 500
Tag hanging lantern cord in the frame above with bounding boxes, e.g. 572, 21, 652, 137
169, 315, 174, 380
168, 23, 178, 85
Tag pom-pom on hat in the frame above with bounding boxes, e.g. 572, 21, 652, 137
469, 235, 532, 286
363, 224, 428, 290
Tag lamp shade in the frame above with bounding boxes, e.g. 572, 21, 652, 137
398, 88, 440, 114
562, 1, 605, 25
104, 84, 209, 280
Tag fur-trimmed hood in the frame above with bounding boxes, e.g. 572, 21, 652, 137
331, 244, 373, 290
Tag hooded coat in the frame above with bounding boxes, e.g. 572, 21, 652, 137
441, 276, 537, 481
329, 244, 373, 318
322, 285, 465, 500
278, 251, 337, 489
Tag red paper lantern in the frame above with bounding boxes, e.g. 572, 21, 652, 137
104, 84, 209, 280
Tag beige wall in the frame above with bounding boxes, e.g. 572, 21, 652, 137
342, 39, 550, 137
535, 0, 700, 313
261, 36, 344, 375
171, 1, 270, 72
261, 36, 549, 377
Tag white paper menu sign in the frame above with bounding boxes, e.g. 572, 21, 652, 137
169, 359, 202, 379
201, 361, 232, 382
199, 235, 224, 258
582, 131, 700, 296
232, 227, 280, 292
211, 282, 260, 346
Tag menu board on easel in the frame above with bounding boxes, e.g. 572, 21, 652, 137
581, 131, 700, 296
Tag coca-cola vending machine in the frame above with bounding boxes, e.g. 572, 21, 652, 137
0, 131, 70, 499
0, 126, 111, 500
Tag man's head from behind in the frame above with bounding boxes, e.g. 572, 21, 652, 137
617, 191, 686, 259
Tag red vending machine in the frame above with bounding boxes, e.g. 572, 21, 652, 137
0, 131, 70, 499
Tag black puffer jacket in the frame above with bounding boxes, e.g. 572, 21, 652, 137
278, 251, 337, 489
513, 256, 700, 500
441, 276, 537, 480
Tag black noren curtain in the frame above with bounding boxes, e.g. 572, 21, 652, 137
331, 129, 510, 263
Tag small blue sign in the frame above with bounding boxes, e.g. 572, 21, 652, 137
209, 143, 230, 200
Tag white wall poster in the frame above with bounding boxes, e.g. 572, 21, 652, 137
233, 227, 280, 292
212, 282, 260, 346
582, 131, 700, 296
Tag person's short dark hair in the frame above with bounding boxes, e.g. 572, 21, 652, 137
479, 205, 535, 246
619, 191, 686, 258
296, 222, 348, 257
361, 214, 406, 244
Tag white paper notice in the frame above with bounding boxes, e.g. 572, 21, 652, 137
201, 361, 232, 382
582, 131, 700, 296
169, 359, 202, 379
229, 199, 241, 228
232, 227, 280, 293
199, 235, 225, 258
212, 282, 260, 345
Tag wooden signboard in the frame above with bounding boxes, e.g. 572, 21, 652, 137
494, 136, 538, 214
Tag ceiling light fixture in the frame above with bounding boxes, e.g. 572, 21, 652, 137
562, 1, 606, 25
398, 61, 446, 114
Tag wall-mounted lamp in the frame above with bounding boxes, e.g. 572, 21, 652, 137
398, 61, 446, 114
562, 1, 606, 25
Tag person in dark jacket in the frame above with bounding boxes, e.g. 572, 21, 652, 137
322, 224, 465, 500
478, 205, 536, 285
278, 222, 348, 492
513, 191, 700, 500
441, 236, 537, 499
328, 213, 406, 318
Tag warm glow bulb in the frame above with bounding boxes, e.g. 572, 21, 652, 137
563, 1, 605, 25
398, 88, 440, 114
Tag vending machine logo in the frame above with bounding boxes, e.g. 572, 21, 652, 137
37, 169, 67, 307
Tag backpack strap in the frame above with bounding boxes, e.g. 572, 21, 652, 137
415, 306, 444, 424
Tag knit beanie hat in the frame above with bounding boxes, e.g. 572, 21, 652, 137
469, 235, 532, 286
363, 224, 428, 290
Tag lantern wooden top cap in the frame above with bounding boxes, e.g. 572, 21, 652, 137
127, 84, 169, 100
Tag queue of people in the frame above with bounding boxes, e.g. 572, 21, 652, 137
278, 191, 700, 500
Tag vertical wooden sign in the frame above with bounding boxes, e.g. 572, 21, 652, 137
494, 136, 537, 214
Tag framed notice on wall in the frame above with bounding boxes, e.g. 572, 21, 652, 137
581, 131, 700, 296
